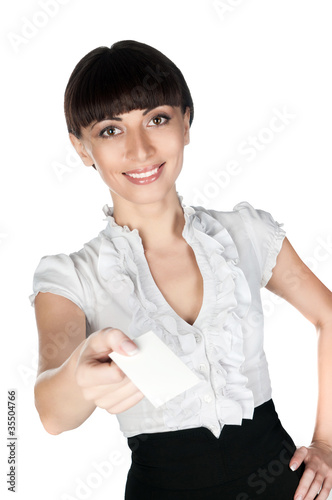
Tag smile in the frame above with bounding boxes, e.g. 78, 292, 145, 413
123, 163, 165, 185
126, 167, 160, 179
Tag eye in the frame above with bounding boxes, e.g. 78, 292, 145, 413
98, 113, 171, 138
99, 126, 121, 138
149, 113, 171, 126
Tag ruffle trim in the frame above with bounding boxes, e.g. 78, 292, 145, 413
232, 201, 286, 289
98, 193, 255, 430
183, 202, 255, 425
261, 222, 286, 288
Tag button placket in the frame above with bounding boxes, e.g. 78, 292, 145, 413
203, 394, 213, 403
194, 332, 202, 343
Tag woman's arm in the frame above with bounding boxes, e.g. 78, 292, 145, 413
312, 318, 332, 446
34, 292, 96, 434
34, 292, 143, 435
265, 237, 332, 499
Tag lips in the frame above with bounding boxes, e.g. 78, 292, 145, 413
123, 162, 165, 185
123, 163, 165, 175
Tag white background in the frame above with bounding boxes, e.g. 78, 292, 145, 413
1, 0, 332, 498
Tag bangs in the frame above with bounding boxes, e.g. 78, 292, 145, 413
64, 42, 194, 138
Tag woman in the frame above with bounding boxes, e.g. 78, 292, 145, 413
29, 40, 332, 499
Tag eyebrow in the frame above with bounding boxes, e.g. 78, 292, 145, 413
90, 107, 159, 131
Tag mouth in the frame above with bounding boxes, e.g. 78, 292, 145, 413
122, 162, 166, 185
123, 162, 165, 179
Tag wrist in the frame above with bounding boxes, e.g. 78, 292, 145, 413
310, 438, 332, 452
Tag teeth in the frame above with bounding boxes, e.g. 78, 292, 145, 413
126, 166, 159, 179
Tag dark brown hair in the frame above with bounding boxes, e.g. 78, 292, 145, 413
64, 40, 194, 140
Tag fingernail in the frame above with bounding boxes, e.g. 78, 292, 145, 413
295, 496, 303, 500
121, 340, 139, 355
290, 462, 298, 471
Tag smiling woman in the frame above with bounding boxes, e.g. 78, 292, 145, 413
70, 104, 190, 213
29, 40, 332, 500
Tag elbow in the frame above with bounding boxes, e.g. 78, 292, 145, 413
315, 316, 332, 332
45, 426, 64, 436
41, 419, 63, 436
34, 384, 64, 436
34, 399, 64, 436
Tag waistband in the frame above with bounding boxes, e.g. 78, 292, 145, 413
127, 399, 297, 490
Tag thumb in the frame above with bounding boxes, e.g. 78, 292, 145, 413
83, 327, 139, 360
289, 446, 308, 471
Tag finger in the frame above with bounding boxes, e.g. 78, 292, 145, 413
82, 375, 139, 400
293, 467, 316, 500
94, 382, 145, 412
81, 328, 139, 360
289, 446, 308, 471
76, 358, 128, 387
317, 480, 332, 500
104, 390, 145, 414
305, 475, 324, 499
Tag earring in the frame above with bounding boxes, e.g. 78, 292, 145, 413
91, 164, 96, 170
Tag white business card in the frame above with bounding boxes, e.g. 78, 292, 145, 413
109, 330, 200, 408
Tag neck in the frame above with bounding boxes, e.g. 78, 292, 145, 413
111, 188, 186, 251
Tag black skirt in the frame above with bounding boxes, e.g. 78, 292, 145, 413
125, 399, 311, 499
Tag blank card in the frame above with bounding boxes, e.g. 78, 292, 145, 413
109, 330, 200, 408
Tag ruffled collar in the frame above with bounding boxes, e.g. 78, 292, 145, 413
98, 191, 251, 328
101, 192, 195, 244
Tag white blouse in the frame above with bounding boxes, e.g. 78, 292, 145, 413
29, 194, 286, 439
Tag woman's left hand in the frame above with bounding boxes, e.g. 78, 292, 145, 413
290, 440, 332, 499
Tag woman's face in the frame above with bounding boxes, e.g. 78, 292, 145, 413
70, 105, 190, 206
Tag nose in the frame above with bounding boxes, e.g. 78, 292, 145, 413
124, 128, 155, 163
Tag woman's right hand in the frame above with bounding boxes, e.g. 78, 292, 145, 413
75, 327, 145, 414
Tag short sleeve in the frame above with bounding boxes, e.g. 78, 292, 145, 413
233, 201, 286, 288
29, 253, 88, 311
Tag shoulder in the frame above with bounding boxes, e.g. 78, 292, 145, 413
191, 201, 286, 288
191, 200, 272, 232
192, 201, 284, 235
29, 232, 105, 310
35, 233, 102, 271
31, 231, 106, 290
191, 200, 257, 218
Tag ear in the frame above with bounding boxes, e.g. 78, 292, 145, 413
69, 133, 95, 167
183, 107, 191, 146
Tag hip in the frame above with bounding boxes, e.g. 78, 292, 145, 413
125, 399, 307, 499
